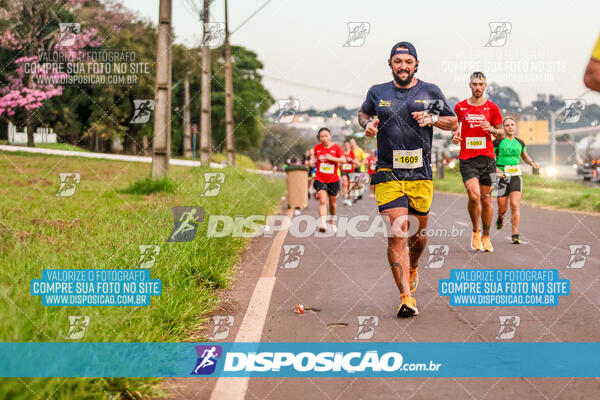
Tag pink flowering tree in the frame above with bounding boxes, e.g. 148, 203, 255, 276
0, 0, 133, 146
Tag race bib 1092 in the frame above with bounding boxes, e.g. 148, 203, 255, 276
466, 137, 486, 149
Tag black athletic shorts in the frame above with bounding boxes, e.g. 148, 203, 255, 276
459, 155, 496, 187
497, 175, 522, 197
313, 179, 340, 197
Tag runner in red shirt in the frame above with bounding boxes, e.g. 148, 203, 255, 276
366, 148, 377, 197
312, 128, 345, 232
452, 71, 504, 252
341, 141, 357, 206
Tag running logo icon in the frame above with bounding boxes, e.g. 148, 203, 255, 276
56, 173, 80, 197
566, 245, 591, 269
167, 207, 205, 242
130, 100, 155, 124
200, 173, 225, 196
210, 316, 234, 340
343, 22, 370, 47
280, 245, 305, 269
425, 245, 449, 269
496, 316, 520, 340
348, 173, 368, 199
275, 99, 300, 123
191, 345, 222, 375
485, 22, 511, 47
562, 99, 586, 123
202, 22, 225, 48
354, 316, 379, 340
57, 23, 80, 47
418, 99, 444, 116
65, 316, 89, 340
136, 245, 160, 268
490, 173, 509, 197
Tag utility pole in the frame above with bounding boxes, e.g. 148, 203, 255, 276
183, 72, 192, 158
224, 0, 235, 165
151, 0, 172, 178
550, 110, 556, 166
199, 0, 212, 166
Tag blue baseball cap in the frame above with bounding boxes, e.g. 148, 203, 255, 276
390, 41, 418, 60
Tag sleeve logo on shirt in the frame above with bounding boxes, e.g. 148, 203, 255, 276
378, 100, 391, 107
415, 99, 443, 116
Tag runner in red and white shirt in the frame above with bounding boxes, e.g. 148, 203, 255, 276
452, 71, 503, 252
341, 141, 357, 206
366, 148, 377, 197
312, 127, 345, 232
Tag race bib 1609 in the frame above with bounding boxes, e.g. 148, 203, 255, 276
393, 149, 423, 169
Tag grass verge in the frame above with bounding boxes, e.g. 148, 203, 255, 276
434, 168, 600, 213
0, 152, 285, 399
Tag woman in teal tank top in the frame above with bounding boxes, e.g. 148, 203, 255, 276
492, 117, 539, 244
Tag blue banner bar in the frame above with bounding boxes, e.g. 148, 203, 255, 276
1, 343, 599, 377
439, 269, 569, 306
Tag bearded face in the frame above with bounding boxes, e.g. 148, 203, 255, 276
389, 53, 417, 86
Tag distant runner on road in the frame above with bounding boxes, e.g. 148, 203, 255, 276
493, 117, 539, 244
311, 128, 345, 233
367, 148, 377, 197
453, 71, 504, 252
358, 41, 457, 318
341, 141, 357, 206
350, 138, 367, 201
350, 138, 367, 173
303, 149, 315, 199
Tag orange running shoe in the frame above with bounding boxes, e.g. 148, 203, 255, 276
482, 235, 494, 252
397, 293, 419, 318
471, 230, 483, 251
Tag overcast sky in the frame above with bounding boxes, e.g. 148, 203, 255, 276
124, 0, 600, 111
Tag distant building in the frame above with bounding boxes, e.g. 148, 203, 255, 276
518, 120, 548, 144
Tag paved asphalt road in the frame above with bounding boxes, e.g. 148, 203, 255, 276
160, 189, 600, 400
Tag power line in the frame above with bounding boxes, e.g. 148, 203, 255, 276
231, 0, 273, 35
262, 75, 364, 99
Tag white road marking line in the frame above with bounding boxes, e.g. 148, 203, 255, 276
455, 221, 469, 227
210, 208, 293, 400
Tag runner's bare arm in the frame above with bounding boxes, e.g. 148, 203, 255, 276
435, 116, 458, 131
358, 109, 372, 128
480, 121, 503, 138
584, 57, 600, 92
325, 154, 346, 163
521, 149, 539, 169
359, 109, 379, 137
492, 124, 504, 138
411, 111, 457, 130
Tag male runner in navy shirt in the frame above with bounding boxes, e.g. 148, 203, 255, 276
358, 41, 457, 318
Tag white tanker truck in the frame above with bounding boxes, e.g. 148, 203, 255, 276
576, 133, 600, 181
